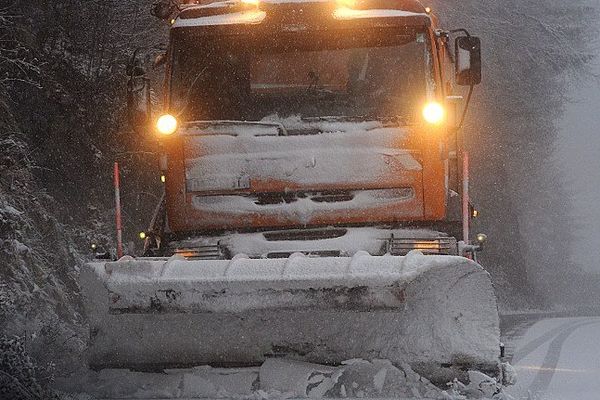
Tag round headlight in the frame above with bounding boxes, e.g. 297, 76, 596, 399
422, 102, 445, 125
156, 114, 178, 135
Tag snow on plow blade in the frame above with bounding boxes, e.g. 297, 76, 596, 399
81, 251, 500, 378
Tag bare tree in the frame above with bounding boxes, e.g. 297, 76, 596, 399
0, 8, 41, 97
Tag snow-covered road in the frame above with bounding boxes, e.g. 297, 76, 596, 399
504, 316, 600, 400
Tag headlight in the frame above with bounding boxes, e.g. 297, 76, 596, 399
156, 114, 178, 135
422, 101, 445, 125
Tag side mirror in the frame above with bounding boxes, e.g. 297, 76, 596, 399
455, 36, 481, 86
126, 54, 152, 133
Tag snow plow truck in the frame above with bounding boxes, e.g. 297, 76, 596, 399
81, 0, 501, 386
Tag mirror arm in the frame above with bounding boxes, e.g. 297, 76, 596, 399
127, 47, 147, 80
450, 28, 471, 37
127, 45, 169, 76
457, 85, 474, 130
446, 42, 455, 64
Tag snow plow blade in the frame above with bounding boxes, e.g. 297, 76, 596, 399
81, 251, 500, 380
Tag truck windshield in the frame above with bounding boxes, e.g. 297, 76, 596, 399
170, 30, 432, 122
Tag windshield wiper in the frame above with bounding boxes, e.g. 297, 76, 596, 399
181, 120, 288, 136
300, 115, 403, 124
173, 66, 208, 118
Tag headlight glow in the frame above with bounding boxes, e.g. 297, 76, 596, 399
422, 102, 445, 125
336, 0, 356, 7
156, 114, 178, 135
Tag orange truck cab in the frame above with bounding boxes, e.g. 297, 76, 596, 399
129, 0, 482, 259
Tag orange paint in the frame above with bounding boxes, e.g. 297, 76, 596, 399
160, 0, 456, 234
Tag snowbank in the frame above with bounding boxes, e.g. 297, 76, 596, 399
57, 358, 513, 399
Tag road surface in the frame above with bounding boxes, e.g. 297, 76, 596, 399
502, 316, 600, 400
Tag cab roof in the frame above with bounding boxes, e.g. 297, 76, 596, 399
173, 0, 431, 29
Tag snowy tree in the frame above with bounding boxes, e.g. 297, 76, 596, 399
432, 0, 597, 307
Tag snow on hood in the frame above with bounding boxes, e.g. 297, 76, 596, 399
183, 117, 419, 194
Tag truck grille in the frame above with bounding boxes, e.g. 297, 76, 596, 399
386, 237, 457, 256
263, 228, 348, 241
266, 250, 341, 258
174, 245, 224, 260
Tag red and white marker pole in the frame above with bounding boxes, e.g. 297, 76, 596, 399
462, 152, 470, 245
114, 161, 123, 259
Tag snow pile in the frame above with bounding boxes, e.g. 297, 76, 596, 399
58, 358, 513, 399
261, 360, 515, 399
260, 358, 442, 399
444, 370, 514, 400
79, 366, 258, 399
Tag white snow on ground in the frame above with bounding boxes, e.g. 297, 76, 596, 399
56, 358, 512, 399
506, 317, 600, 400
